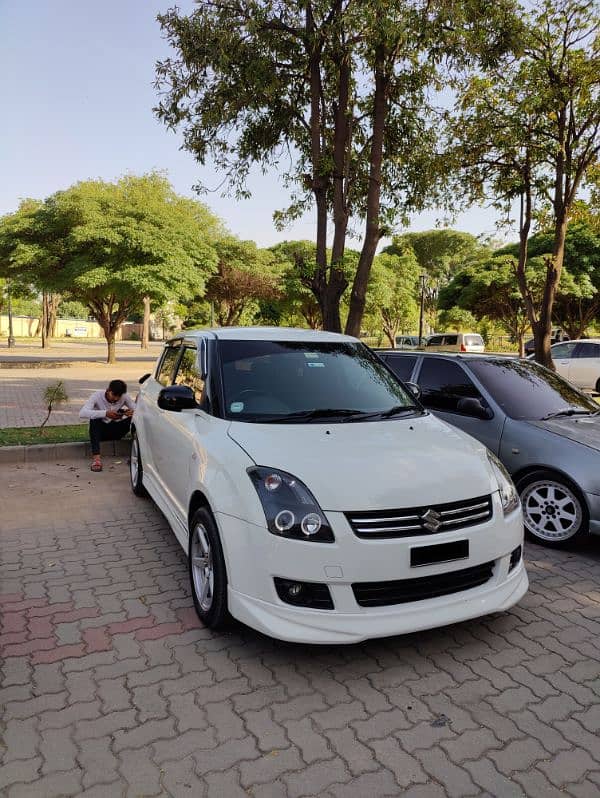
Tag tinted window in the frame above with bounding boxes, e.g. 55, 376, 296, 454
174, 346, 205, 402
443, 335, 458, 346
426, 336, 443, 346
574, 343, 600, 359
220, 340, 418, 422
417, 359, 483, 412
383, 355, 417, 382
551, 342, 577, 359
156, 345, 181, 386
468, 359, 598, 420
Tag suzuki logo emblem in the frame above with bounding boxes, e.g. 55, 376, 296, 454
421, 508, 442, 532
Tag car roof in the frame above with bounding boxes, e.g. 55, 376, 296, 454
372, 350, 516, 364
551, 338, 600, 345
166, 326, 358, 344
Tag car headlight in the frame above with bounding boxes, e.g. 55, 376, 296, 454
486, 450, 520, 516
248, 467, 334, 543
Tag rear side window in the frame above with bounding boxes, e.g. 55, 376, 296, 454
382, 355, 417, 382
574, 343, 600, 359
443, 335, 458, 346
551, 342, 577, 359
156, 345, 181, 386
417, 358, 483, 412
174, 346, 205, 402
426, 336, 443, 347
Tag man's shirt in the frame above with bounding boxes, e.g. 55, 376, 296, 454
79, 390, 135, 423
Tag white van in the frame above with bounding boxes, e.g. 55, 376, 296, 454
426, 333, 485, 353
131, 327, 526, 644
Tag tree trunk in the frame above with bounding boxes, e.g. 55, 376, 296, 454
106, 334, 117, 365
517, 334, 525, 358
41, 291, 48, 349
345, 40, 387, 337
142, 296, 151, 350
47, 293, 60, 340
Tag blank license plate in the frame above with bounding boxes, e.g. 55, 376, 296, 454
410, 540, 469, 567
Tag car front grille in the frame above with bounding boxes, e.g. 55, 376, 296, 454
352, 561, 495, 607
346, 494, 493, 539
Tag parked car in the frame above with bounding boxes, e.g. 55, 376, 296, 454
425, 332, 485, 353
375, 349, 600, 548
548, 339, 600, 393
395, 335, 421, 349
131, 328, 526, 644
524, 328, 569, 356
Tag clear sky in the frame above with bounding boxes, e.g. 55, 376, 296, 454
0, 0, 512, 248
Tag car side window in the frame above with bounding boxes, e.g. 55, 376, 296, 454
156, 345, 181, 386
426, 336, 443, 347
552, 342, 578, 359
443, 335, 458, 346
573, 342, 600, 359
174, 346, 205, 402
417, 358, 484, 413
382, 355, 417, 382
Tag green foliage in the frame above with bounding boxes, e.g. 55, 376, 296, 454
154, 0, 519, 333
0, 424, 88, 447
58, 299, 89, 319
1, 174, 221, 362
437, 307, 478, 332
41, 381, 68, 432
366, 251, 420, 346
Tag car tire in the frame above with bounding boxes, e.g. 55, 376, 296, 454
130, 431, 147, 497
516, 469, 588, 547
595, 377, 600, 394
188, 508, 230, 630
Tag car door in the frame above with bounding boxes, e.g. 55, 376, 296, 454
565, 342, 600, 391
550, 341, 578, 382
151, 340, 210, 525
140, 341, 183, 483
414, 357, 504, 454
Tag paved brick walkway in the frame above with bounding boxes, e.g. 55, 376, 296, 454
1, 459, 600, 797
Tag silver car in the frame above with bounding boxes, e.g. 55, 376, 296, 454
375, 349, 600, 548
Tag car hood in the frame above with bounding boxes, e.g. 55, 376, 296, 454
529, 416, 600, 452
228, 413, 497, 511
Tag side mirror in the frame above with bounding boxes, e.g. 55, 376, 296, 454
158, 385, 197, 412
457, 397, 493, 419
405, 381, 421, 400
139, 373, 151, 384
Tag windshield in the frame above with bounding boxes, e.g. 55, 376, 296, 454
468, 359, 598, 420
219, 340, 420, 423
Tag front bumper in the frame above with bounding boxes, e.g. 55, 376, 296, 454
216, 495, 527, 644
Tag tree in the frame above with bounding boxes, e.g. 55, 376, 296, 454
449, 0, 600, 367
384, 229, 490, 332
437, 307, 478, 333
155, 1, 516, 336
366, 251, 420, 346
205, 238, 283, 327
2, 175, 219, 363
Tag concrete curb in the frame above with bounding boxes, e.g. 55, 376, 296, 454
0, 438, 131, 465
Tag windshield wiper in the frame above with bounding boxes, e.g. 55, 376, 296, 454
356, 404, 422, 421
542, 407, 600, 420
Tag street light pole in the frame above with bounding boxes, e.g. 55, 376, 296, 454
418, 273, 426, 345
6, 279, 15, 348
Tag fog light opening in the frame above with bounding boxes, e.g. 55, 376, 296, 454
509, 545, 522, 572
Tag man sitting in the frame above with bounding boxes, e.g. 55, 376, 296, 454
79, 379, 135, 472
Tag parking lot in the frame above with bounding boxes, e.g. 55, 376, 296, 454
1, 457, 600, 798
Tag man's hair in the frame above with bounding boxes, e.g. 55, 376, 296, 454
108, 379, 127, 397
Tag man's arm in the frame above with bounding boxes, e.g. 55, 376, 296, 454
123, 394, 136, 411
79, 392, 107, 420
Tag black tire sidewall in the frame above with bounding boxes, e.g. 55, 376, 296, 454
130, 432, 146, 497
188, 508, 229, 629
517, 469, 588, 547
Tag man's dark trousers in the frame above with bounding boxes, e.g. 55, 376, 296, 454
89, 418, 131, 455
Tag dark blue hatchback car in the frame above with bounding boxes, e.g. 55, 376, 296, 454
375, 350, 600, 549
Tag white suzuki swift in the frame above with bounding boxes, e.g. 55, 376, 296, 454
131, 327, 527, 644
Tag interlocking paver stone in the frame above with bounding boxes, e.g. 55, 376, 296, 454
1, 457, 599, 797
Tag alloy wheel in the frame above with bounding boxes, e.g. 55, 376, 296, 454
191, 523, 214, 611
521, 479, 582, 542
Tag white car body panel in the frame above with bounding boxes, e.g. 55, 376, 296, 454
132, 326, 527, 644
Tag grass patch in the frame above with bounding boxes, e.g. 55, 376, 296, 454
0, 424, 89, 447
